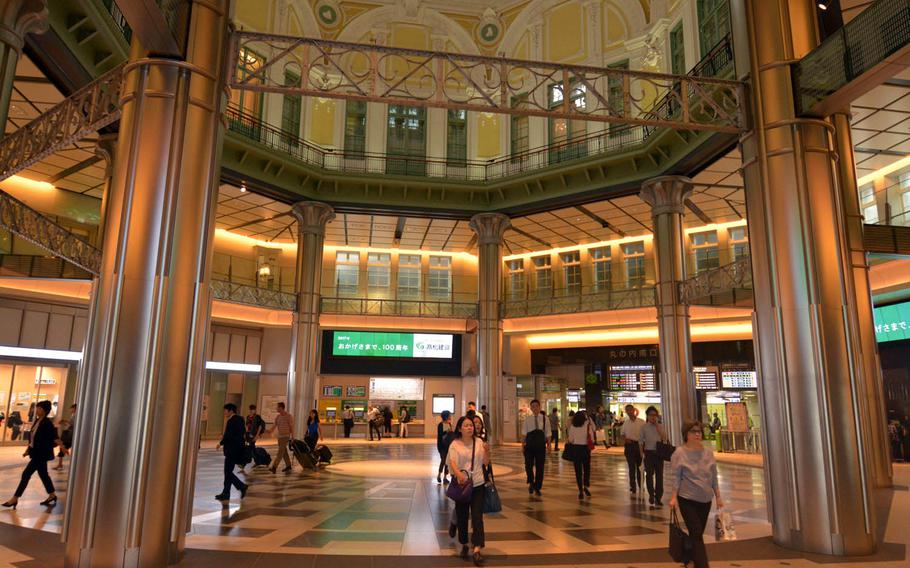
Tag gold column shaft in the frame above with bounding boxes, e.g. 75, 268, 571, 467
0, 0, 47, 134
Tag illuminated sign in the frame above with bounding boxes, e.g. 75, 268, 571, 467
874, 301, 910, 343
332, 331, 453, 359
608, 364, 657, 391
721, 370, 757, 389
694, 366, 719, 390
369, 377, 425, 400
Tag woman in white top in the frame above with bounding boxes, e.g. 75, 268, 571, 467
566, 410, 594, 499
447, 415, 491, 565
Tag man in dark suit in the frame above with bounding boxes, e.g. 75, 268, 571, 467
215, 403, 248, 501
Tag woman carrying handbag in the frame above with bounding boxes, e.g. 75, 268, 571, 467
565, 410, 594, 499
446, 415, 490, 565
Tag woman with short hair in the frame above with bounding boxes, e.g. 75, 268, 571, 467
669, 420, 723, 568
447, 415, 491, 565
2, 400, 64, 509
566, 409, 594, 499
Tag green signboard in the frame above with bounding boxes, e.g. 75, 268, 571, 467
874, 301, 910, 343
331, 331, 453, 359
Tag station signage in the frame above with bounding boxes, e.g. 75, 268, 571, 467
874, 300, 910, 343
693, 366, 718, 390
332, 331, 453, 359
721, 370, 757, 389
608, 364, 657, 392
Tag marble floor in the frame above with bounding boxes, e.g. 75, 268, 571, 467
0, 440, 906, 568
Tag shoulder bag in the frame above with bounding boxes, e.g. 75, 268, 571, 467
445, 437, 475, 503
657, 441, 676, 461
482, 465, 502, 513
668, 508, 693, 563
561, 443, 576, 462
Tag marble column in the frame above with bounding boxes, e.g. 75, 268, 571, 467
469, 212, 510, 444
0, 0, 47, 134
739, 0, 875, 555
640, 175, 694, 447
62, 1, 230, 566
833, 111, 892, 489
287, 201, 334, 438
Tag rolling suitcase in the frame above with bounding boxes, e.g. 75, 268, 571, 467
252, 446, 271, 467
291, 439, 317, 470
315, 444, 332, 464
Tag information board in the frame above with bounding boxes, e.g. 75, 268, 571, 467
369, 377, 425, 400
608, 364, 657, 391
694, 366, 719, 390
345, 385, 366, 397
322, 385, 342, 397
432, 394, 455, 414
725, 402, 750, 432
874, 300, 910, 342
332, 331, 453, 359
721, 370, 757, 389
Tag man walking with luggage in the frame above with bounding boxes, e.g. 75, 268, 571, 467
267, 402, 294, 473
641, 406, 667, 506
342, 406, 354, 438
246, 404, 266, 448
621, 404, 644, 495
522, 399, 550, 496
215, 404, 248, 501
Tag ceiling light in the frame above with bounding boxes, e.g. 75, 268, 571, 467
205, 361, 262, 372
818, 2, 828, 10
240, 182, 247, 193
856, 154, 910, 187
0, 346, 82, 361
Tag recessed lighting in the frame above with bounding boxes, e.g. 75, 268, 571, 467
818, 2, 827, 9
240, 183, 247, 193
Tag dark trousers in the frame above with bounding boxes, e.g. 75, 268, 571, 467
437, 448, 449, 476
384, 419, 392, 434
455, 482, 486, 547
14, 458, 54, 497
624, 441, 642, 491
551, 430, 559, 451
222, 458, 245, 496
524, 445, 546, 490
678, 495, 712, 568
572, 444, 591, 491
644, 450, 664, 502
343, 419, 354, 438
369, 421, 382, 440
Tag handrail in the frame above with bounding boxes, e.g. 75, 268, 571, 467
210, 279, 297, 311
502, 285, 656, 317
320, 296, 478, 318
678, 257, 752, 305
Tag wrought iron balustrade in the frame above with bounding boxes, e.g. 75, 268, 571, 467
502, 285, 656, 318
210, 279, 297, 311
320, 296, 478, 318
678, 257, 752, 306
0, 190, 101, 275
794, 0, 910, 115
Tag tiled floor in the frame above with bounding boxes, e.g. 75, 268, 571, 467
0, 441, 906, 568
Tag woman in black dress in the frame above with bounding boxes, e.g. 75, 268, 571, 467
2, 400, 64, 509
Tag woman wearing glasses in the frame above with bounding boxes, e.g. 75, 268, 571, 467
669, 420, 723, 568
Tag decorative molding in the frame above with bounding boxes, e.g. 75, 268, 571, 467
678, 257, 752, 305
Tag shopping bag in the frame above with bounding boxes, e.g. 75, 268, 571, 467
561, 443, 576, 462
714, 508, 737, 541
668, 509, 693, 563
657, 441, 676, 462
482, 466, 502, 514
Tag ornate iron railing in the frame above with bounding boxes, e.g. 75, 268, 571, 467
0, 190, 102, 275
210, 279, 297, 311
320, 296, 478, 318
794, 0, 910, 115
0, 62, 125, 181
678, 257, 752, 305
502, 285, 656, 318
229, 33, 747, 134
226, 105, 646, 182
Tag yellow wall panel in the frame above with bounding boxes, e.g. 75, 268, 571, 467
605, 4, 627, 44
309, 98, 337, 146
514, 32, 529, 60
547, 3, 583, 61
391, 23, 429, 50
235, 0, 270, 31
477, 113, 501, 158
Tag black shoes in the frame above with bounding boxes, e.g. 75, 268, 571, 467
282, 466, 292, 473
649, 495, 655, 505
583, 487, 591, 497
1, 499, 17, 510
449, 523, 457, 538
215, 494, 229, 501
534, 489, 542, 496
460, 545, 469, 558
578, 491, 584, 499
473, 550, 484, 566
437, 474, 442, 484
528, 485, 534, 494
39, 495, 57, 507
240, 484, 249, 499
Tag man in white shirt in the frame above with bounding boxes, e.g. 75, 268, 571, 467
341, 406, 355, 438
620, 404, 644, 494
522, 399, 550, 496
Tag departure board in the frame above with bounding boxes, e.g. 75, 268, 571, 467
694, 367, 719, 390
721, 370, 757, 389
608, 364, 657, 391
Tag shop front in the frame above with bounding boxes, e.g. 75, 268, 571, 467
694, 363, 760, 453
0, 349, 80, 444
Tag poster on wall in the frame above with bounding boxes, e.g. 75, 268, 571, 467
259, 395, 285, 424
432, 394, 455, 414
323, 385, 343, 397
874, 300, 910, 342
332, 331, 453, 359
369, 377, 425, 400
725, 402, 750, 432
346, 385, 366, 397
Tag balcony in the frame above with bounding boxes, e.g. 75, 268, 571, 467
320, 296, 478, 319
0, 254, 93, 280
502, 284, 656, 318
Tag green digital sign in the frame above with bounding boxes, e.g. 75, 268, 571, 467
874, 301, 910, 343
331, 331, 453, 359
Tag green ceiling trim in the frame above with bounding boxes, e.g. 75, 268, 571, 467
47, 0, 130, 79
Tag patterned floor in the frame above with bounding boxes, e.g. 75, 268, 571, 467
0, 441, 906, 568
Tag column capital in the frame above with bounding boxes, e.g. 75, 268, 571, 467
291, 201, 335, 237
640, 175, 694, 216
94, 133, 118, 177
0, 0, 48, 51
469, 212, 510, 246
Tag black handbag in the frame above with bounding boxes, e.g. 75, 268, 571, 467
482, 465, 502, 513
445, 438, 475, 503
657, 441, 676, 462
668, 508, 693, 563
561, 443, 576, 462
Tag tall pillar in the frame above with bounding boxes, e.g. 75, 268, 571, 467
833, 111, 892, 488
640, 176, 694, 447
0, 0, 47, 133
469, 213, 510, 444
740, 0, 875, 555
63, 1, 230, 566
92, 133, 117, 247
287, 201, 334, 437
